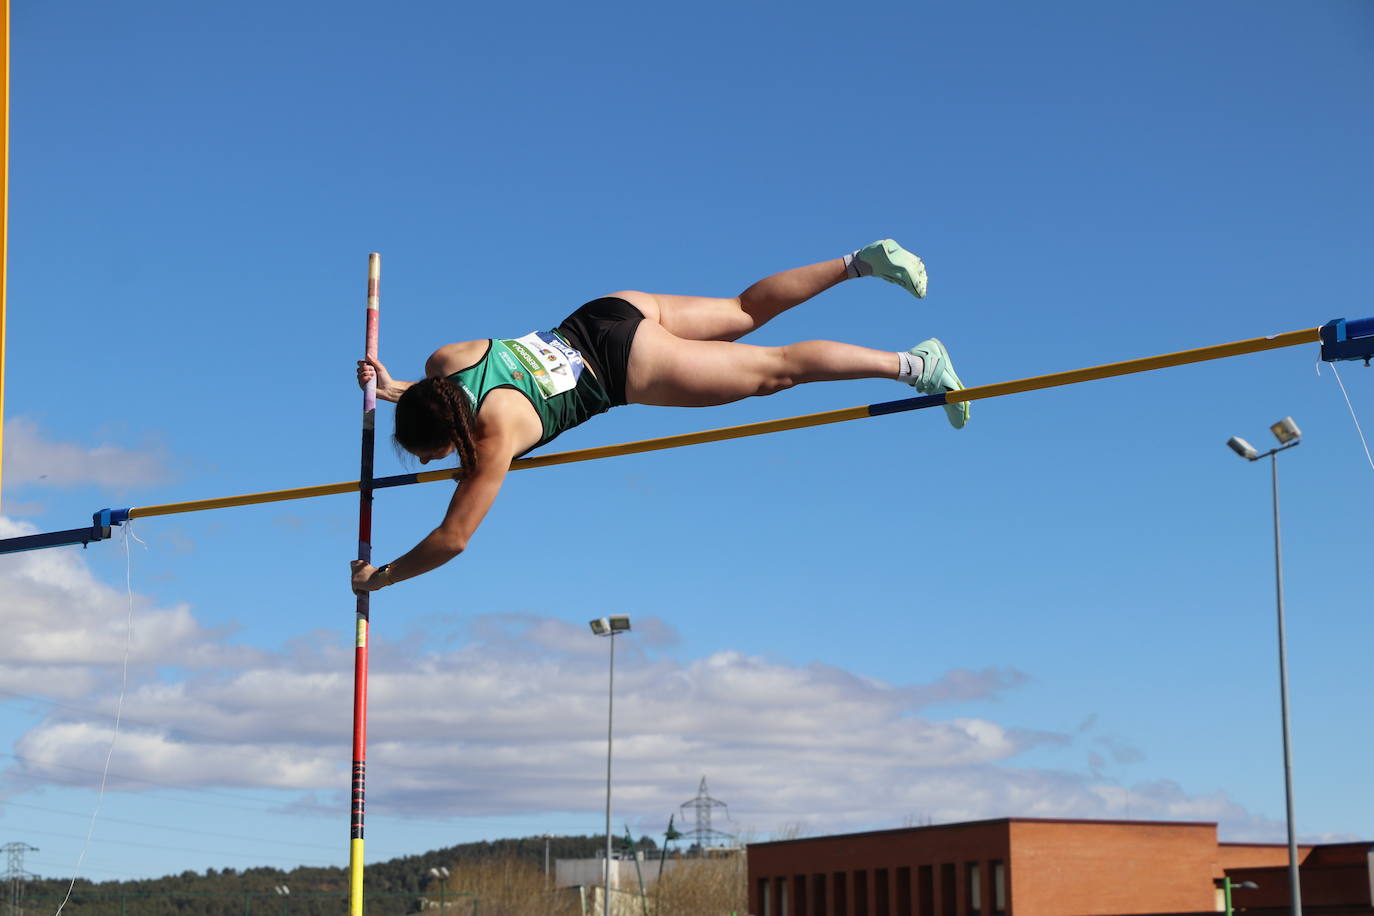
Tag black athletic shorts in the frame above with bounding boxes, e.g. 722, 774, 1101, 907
556, 296, 645, 407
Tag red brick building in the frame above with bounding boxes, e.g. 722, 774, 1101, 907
747, 817, 1373, 916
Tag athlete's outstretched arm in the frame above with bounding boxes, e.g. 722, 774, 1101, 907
350, 430, 518, 591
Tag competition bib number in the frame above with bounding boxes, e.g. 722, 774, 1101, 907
497, 331, 586, 399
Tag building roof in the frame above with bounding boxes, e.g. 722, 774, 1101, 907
748, 816, 1219, 848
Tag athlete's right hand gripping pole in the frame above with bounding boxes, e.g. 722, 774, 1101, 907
349, 253, 380, 916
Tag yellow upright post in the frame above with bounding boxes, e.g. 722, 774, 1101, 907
0, 0, 10, 511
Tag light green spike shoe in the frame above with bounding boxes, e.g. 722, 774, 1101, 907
857, 239, 928, 299
907, 337, 969, 429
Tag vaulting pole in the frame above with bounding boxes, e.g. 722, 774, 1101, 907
349, 253, 380, 916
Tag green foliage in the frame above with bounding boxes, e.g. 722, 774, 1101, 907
17, 834, 660, 915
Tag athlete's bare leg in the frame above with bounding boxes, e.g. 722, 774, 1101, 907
612, 258, 848, 343
611, 244, 942, 410
624, 323, 900, 408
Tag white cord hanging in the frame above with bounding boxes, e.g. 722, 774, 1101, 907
1316, 359, 1374, 473
52, 523, 143, 916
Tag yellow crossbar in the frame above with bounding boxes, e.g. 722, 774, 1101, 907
126, 404, 875, 519
947, 327, 1318, 404
124, 325, 1321, 522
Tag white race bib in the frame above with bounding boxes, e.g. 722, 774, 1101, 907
497, 331, 586, 399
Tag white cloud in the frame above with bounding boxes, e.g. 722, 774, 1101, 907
15, 723, 336, 791
1, 417, 169, 489
0, 517, 260, 673
0, 535, 1297, 844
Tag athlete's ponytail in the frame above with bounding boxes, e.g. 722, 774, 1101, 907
394, 377, 479, 472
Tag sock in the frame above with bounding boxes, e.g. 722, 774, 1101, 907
843, 250, 874, 279
896, 351, 924, 383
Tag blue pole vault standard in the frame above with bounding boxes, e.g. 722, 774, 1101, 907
0, 524, 109, 553
1320, 316, 1374, 364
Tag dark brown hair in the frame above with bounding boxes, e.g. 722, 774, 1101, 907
394, 377, 478, 471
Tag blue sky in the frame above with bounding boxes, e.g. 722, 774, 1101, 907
1, 0, 1371, 883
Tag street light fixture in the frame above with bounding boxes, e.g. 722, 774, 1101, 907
590, 615, 631, 636
429, 867, 450, 910
1216, 877, 1259, 916
1271, 416, 1301, 445
590, 614, 632, 916
1226, 416, 1303, 916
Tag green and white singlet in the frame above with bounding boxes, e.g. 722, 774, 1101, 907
447, 331, 613, 449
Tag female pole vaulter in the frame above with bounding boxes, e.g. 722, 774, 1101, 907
350, 239, 967, 592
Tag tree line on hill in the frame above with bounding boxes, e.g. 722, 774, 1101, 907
19, 833, 664, 915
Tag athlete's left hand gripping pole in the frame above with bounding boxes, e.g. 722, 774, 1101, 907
349, 253, 380, 916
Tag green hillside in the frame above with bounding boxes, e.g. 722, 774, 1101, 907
17, 833, 661, 915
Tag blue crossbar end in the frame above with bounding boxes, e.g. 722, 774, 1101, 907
869, 393, 947, 417
94, 508, 131, 528
1321, 317, 1374, 364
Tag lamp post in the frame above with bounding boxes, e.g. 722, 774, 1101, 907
1226, 416, 1303, 916
273, 885, 289, 916
590, 614, 632, 916
429, 866, 450, 910
1217, 877, 1259, 916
